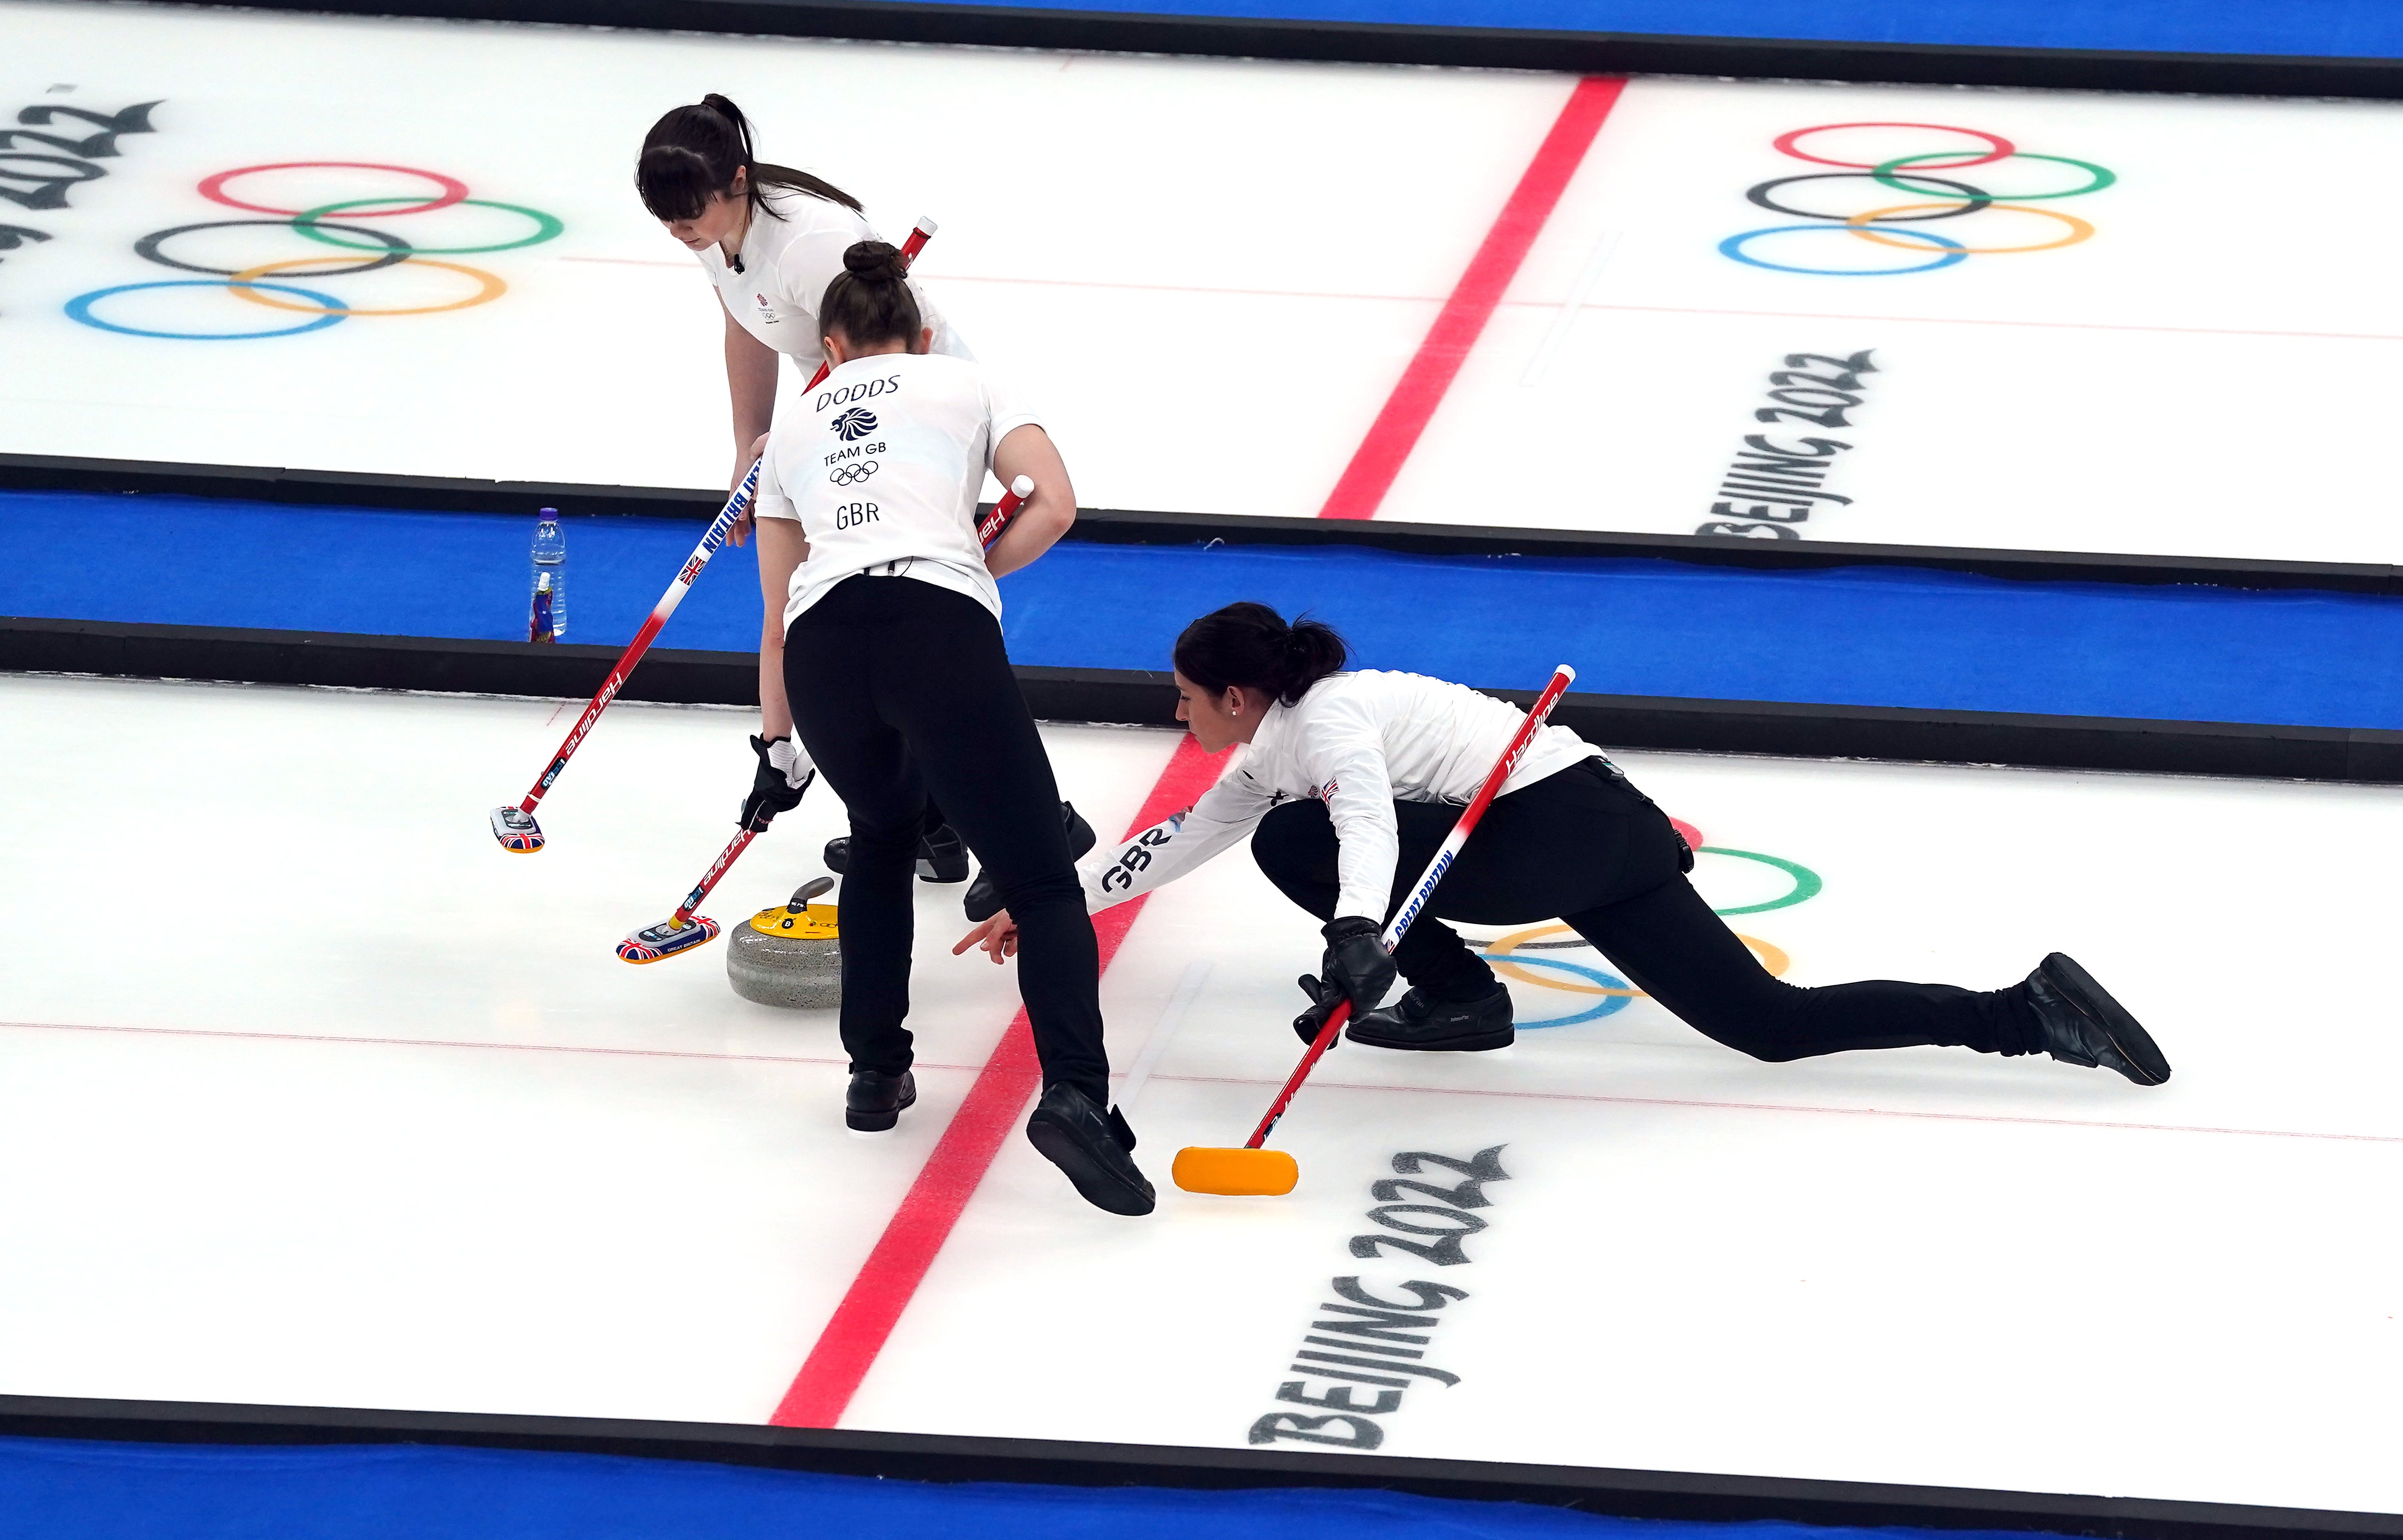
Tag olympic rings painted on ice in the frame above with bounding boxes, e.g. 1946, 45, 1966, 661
66, 278, 349, 340
136, 219, 410, 277
295, 196, 565, 255
1772, 123, 2016, 170
1871, 151, 2117, 201
1696, 846, 1823, 915
1722, 124, 2113, 276
199, 162, 467, 217
68, 162, 562, 340
1720, 223, 1967, 276
227, 255, 508, 316
1846, 203, 2095, 255
1747, 171, 1993, 222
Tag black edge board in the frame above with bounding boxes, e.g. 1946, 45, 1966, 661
1065, 510, 2403, 595
9, 453, 2395, 595
141, 0, 2403, 98
0, 451, 720, 521
0, 617, 762, 706
3, 1393, 2399, 1540
13, 618, 2403, 784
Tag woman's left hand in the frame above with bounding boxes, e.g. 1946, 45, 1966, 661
953, 911, 1020, 964
728, 433, 772, 547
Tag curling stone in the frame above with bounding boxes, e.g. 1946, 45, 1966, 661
728, 876, 842, 1009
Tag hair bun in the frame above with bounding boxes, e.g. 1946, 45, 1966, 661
843, 241, 904, 281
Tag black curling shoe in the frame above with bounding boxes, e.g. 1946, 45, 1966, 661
846, 1069, 917, 1132
1347, 981, 1516, 1053
963, 802, 1098, 922
1025, 1083, 1155, 1215
824, 825, 971, 883
2024, 952, 2171, 1085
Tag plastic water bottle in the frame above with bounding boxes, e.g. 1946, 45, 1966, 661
530, 511, 566, 642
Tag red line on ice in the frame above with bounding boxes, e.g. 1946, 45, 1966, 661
770, 734, 1223, 1428
1315, 75, 1625, 521
12, 1017, 2391, 1149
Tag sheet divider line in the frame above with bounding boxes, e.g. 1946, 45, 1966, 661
1315, 75, 1626, 521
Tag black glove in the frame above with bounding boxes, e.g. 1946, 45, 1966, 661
1292, 916, 1394, 1046
739, 734, 816, 831
1293, 973, 1346, 1048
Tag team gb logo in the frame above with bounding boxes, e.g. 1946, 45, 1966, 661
833, 408, 879, 441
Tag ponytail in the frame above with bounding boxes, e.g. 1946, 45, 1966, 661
820, 240, 922, 350
635, 94, 862, 225
1172, 602, 1348, 708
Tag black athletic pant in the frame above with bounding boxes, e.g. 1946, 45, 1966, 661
1248, 758, 2041, 1061
785, 575, 1107, 1102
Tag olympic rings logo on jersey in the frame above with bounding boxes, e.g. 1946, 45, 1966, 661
828, 459, 879, 486
64, 161, 563, 340
1463, 817, 1824, 1029
1718, 123, 2115, 278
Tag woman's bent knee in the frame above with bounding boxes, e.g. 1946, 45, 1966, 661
1250, 801, 1335, 889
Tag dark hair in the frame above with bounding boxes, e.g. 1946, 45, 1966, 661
1173, 602, 1348, 707
635, 94, 861, 224
819, 241, 922, 350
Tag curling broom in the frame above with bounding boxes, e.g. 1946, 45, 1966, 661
490, 216, 939, 854
1170, 662, 1579, 1196
617, 474, 1036, 963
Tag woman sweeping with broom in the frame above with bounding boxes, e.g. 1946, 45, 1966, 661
638, 94, 976, 885
957, 603, 2170, 1085
748, 241, 1156, 1218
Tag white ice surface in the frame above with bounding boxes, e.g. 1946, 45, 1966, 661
8, 3, 2403, 561
1, 673, 2398, 1511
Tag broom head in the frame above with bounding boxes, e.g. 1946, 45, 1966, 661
489, 805, 544, 853
1172, 1145, 1299, 1196
616, 914, 720, 964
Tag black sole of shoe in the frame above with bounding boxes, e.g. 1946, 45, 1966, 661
845, 1089, 916, 1132
1025, 1114, 1156, 1215
1345, 1025, 1516, 1053
2044, 952, 2172, 1085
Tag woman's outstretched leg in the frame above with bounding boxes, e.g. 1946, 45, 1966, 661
1570, 872, 2035, 1060
1569, 873, 2170, 1081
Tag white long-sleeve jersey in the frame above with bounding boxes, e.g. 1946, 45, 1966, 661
696, 189, 965, 370
1082, 670, 1603, 922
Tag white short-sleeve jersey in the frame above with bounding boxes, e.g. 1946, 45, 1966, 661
695, 189, 964, 371
1079, 671, 1606, 922
752, 352, 1040, 628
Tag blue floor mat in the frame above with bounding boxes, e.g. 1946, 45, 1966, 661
894, 0, 2403, 57
0, 1434, 2044, 1540
8, 490, 2401, 729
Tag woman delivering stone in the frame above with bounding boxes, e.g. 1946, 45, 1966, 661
638, 94, 971, 881
747, 241, 1155, 1217
958, 602, 2169, 1084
